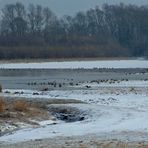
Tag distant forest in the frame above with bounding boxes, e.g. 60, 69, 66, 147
0, 2, 148, 59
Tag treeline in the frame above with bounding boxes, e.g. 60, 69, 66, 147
0, 2, 148, 59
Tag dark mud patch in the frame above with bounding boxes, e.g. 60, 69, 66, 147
48, 105, 86, 122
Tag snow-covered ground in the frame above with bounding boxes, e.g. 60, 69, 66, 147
1, 103, 148, 143
0, 79, 148, 144
76, 80, 148, 87
0, 59, 147, 69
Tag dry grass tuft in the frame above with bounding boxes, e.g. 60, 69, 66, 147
13, 100, 29, 112
80, 144, 88, 148
0, 98, 5, 113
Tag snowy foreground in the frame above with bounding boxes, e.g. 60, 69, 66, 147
0, 80, 148, 144
0, 59, 147, 69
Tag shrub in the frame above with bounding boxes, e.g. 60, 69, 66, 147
13, 100, 29, 112
0, 98, 5, 113
0, 84, 2, 92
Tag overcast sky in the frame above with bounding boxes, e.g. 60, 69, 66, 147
0, 0, 148, 16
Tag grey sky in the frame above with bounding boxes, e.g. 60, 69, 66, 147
0, 0, 148, 16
